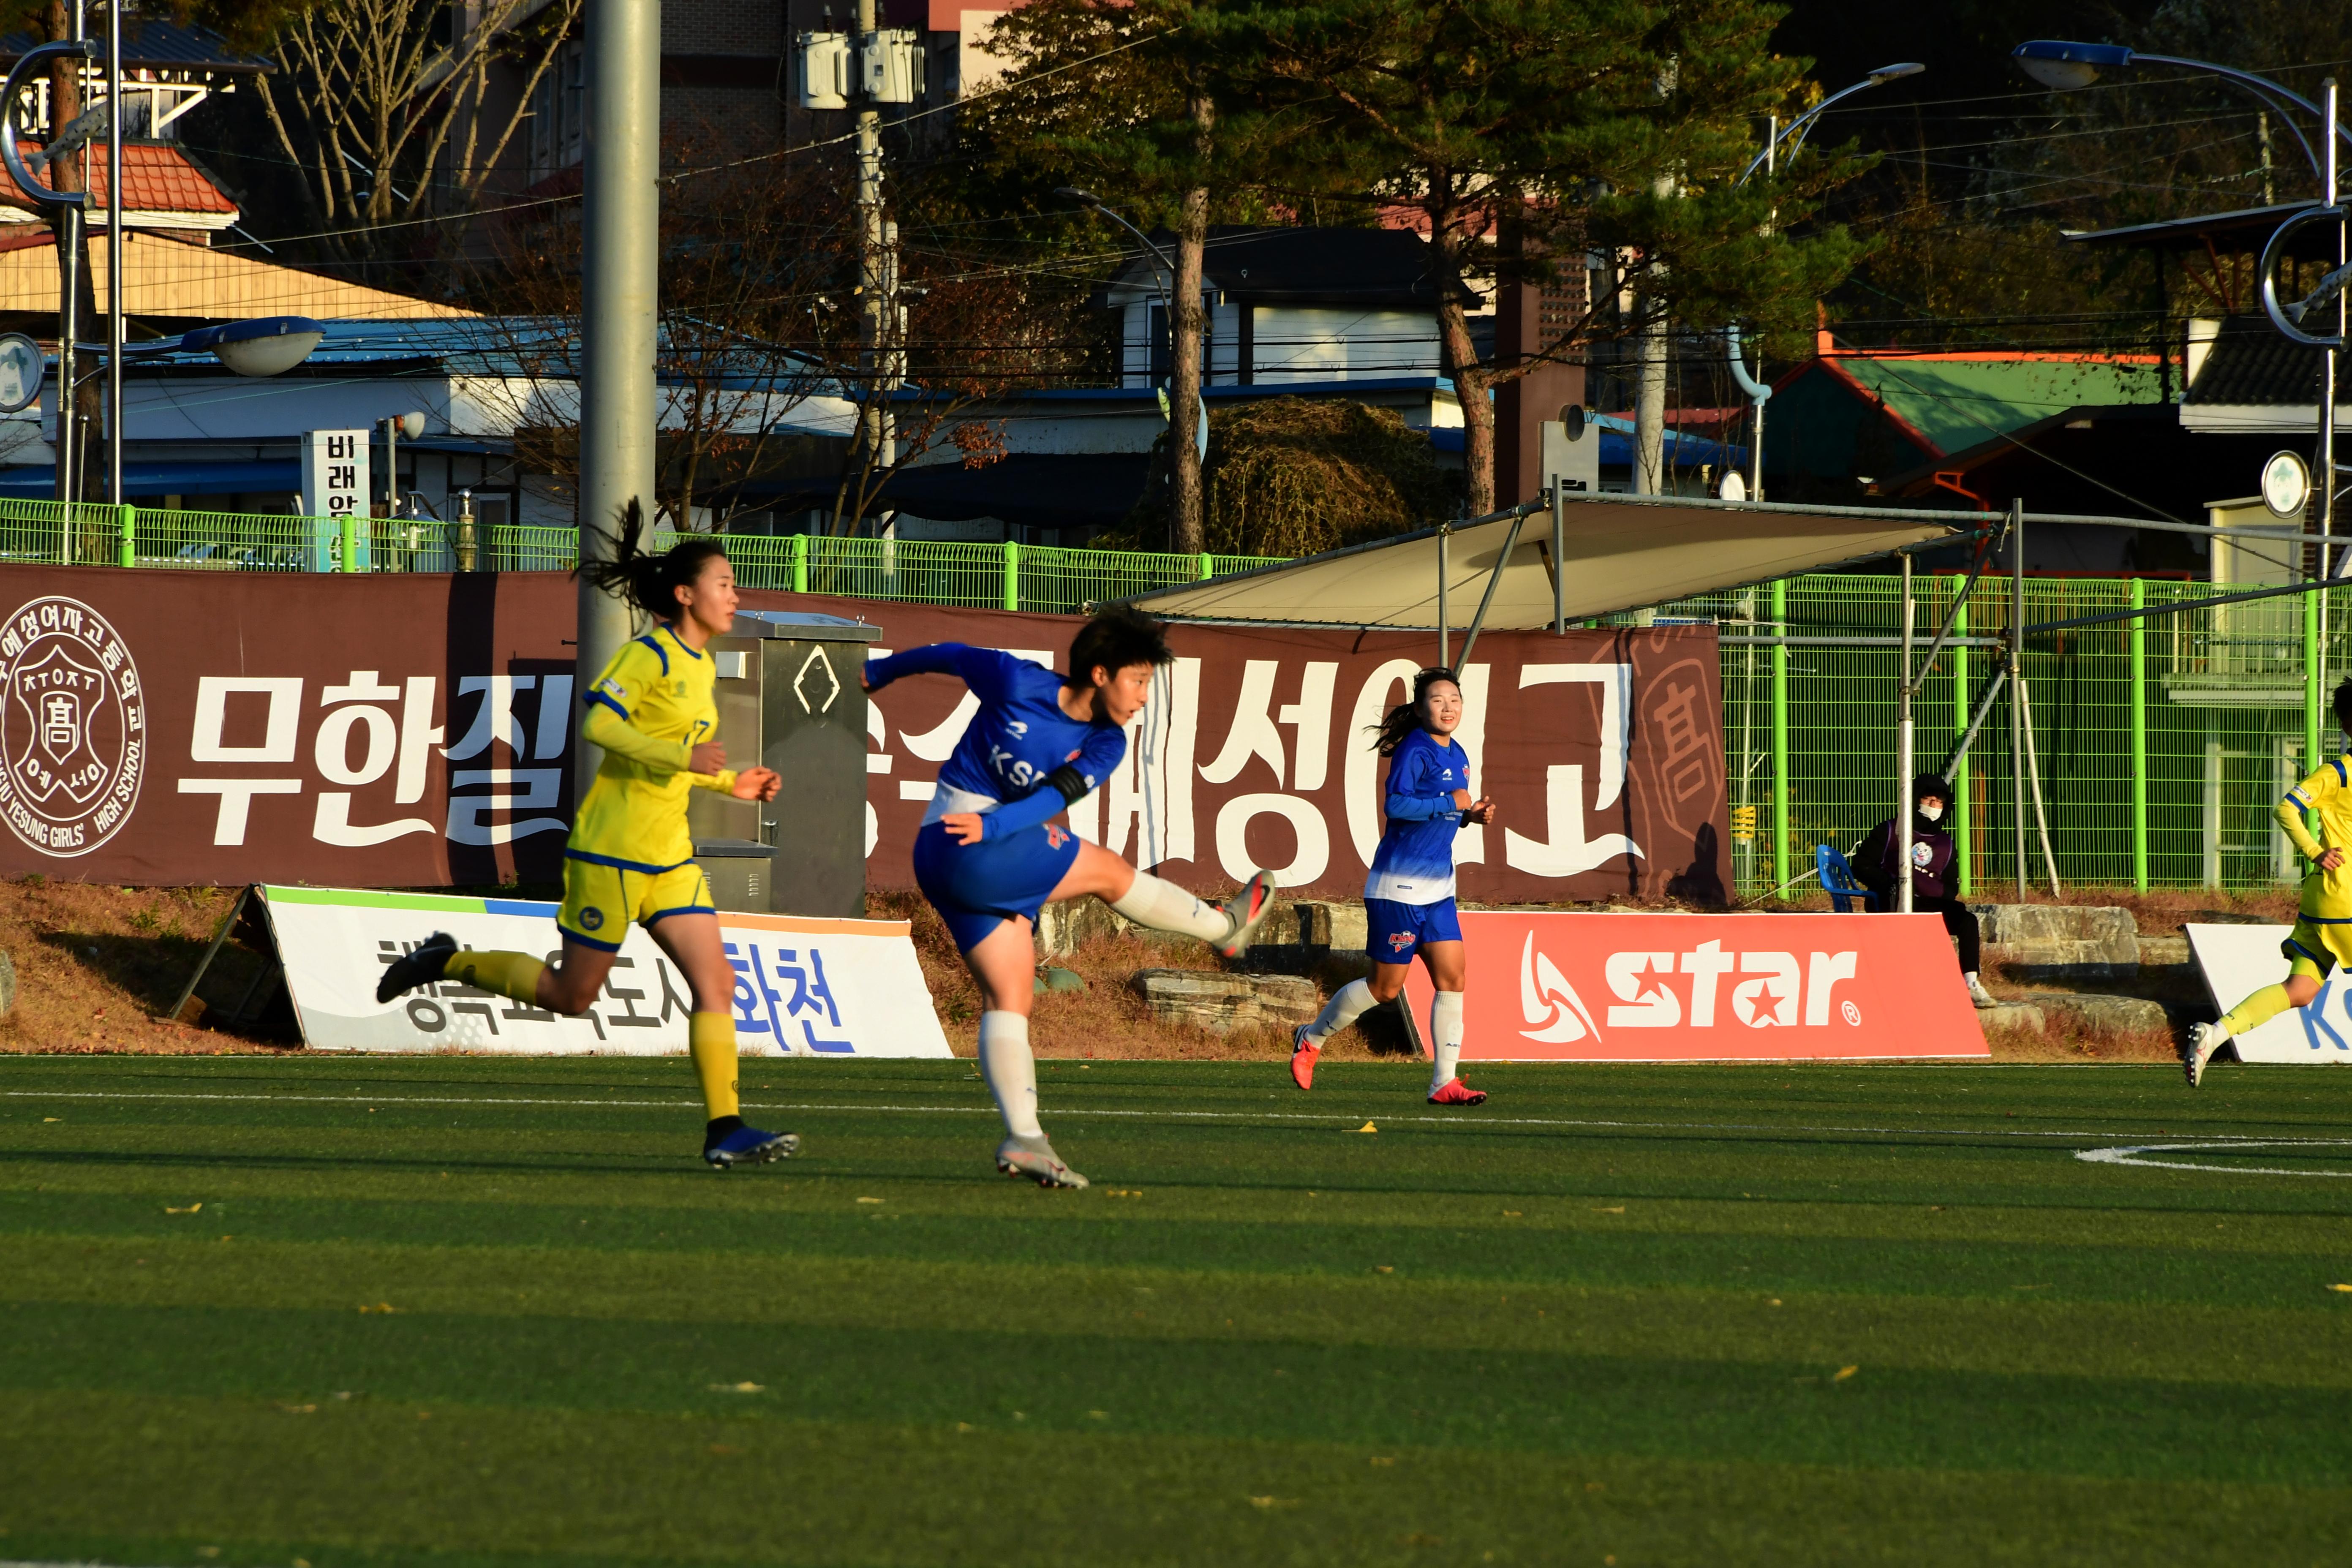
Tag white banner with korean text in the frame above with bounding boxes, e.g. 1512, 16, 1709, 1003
259, 885, 952, 1056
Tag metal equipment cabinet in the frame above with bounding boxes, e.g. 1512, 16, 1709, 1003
687, 610, 881, 917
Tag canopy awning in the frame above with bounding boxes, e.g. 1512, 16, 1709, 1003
1111, 493, 1986, 629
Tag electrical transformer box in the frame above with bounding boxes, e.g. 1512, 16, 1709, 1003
687, 609, 882, 917
859, 29, 923, 103
798, 31, 851, 109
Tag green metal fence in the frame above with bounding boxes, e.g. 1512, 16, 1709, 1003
0, 499, 1273, 614
1672, 574, 2338, 899
4, 495, 2335, 895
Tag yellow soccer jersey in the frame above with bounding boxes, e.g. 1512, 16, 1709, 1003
569, 624, 731, 872
2282, 753, 2352, 920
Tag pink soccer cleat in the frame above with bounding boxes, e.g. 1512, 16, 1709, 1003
1290, 1024, 1320, 1092
1427, 1078, 1487, 1106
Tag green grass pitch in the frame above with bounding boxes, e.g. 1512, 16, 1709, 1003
3, 1054, 2352, 1568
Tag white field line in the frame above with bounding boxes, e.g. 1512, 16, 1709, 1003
0, 1087, 2323, 1147
2076, 1140, 2352, 1178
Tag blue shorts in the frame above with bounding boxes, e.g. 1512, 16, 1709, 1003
912, 817, 1084, 953
1367, 896, 1462, 964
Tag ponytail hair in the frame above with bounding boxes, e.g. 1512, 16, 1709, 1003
1369, 666, 1462, 756
576, 500, 729, 622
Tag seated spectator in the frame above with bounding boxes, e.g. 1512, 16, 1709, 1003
1854, 774, 1998, 1009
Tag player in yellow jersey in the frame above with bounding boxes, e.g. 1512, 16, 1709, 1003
2189, 680, 2352, 1086
376, 505, 790, 1165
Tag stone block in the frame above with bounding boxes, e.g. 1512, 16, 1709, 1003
1972, 904, 2140, 980
1977, 1002, 2046, 1035
0, 947, 13, 1016
1129, 969, 1321, 1034
1290, 900, 1369, 953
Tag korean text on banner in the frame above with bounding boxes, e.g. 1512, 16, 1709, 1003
2186, 923, 2352, 1062
259, 885, 952, 1057
1402, 910, 1988, 1061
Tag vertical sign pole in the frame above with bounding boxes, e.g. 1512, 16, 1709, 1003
1437, 525, 1449, 667
1770, 576, 1789, 898
104, 0, 121, 506
578, 0, 661, 799
2129, 576, 2148, 892
1897, 551, 1914, 915
1952, 597, 1970, 898
2010, 498, 2026, 900
1551, 482, 1565, 634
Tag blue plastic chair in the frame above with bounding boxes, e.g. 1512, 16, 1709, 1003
1816, 844, 1880, 913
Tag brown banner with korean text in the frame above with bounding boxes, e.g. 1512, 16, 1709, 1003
0, 567, 1725, 903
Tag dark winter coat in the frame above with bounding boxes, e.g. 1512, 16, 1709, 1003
1855, 813, 1957, 902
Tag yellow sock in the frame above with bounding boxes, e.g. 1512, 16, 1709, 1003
2221, 983, 2297, 1038
689, 1011, 740, 1121
444, 949, 546, 1007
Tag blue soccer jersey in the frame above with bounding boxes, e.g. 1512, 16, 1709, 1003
1366, 728, 1469, 904
865, 642, 1129, 838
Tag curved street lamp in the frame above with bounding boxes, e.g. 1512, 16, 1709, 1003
2011, 41, 2344, 550
1723, 63, 1927, 503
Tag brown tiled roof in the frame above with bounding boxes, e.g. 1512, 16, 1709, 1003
0, 141, 236, 215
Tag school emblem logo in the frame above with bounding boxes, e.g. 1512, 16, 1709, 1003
580, 907, 605, 931
1043, 824, 1069, 850
0, 596, 144, 858
1388, 931, 1416, 953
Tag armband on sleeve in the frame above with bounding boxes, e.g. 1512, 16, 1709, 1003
2276, 794, 2326, 861
1045, 764, 1090, 806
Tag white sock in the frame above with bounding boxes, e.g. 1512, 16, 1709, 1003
1109, 869, 1232, 943
1303, 979, 1375, 1046
977, 1011, 1043, 1139
1430, 991, 1465, 1092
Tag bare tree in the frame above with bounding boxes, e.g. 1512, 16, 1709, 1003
252, 0, 580, 264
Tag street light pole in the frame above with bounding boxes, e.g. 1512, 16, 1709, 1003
577, 0, 661, 799
105, 0, 120, 505
1725, 65, 1924, 502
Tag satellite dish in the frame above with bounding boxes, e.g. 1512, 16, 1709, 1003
2262, 450, 2311, 518
1560, 403, 1587, 441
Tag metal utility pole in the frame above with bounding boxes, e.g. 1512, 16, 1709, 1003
1633, 278, 1666, 495
53, 1, 85, 510
2320, 79, 2340, 568
1897, 551, 1914, 914
2009, 498, 2026, 899
855, 0, 893, 522
577, 0, 660, 795
104, 0, 120, 504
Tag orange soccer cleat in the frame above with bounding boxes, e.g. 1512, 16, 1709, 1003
1290, 1024, 1321, 1091
1427, 1077, 1487, 1106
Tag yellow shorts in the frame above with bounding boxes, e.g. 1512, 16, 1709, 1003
558, 855, 714, 952
2283, 917, 2352, 980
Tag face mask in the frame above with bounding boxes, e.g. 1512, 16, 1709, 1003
1920, 802, 1945, 823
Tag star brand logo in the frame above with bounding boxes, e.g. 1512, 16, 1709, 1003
1044, 824, 1069, 849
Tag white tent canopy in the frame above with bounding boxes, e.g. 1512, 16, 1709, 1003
1114, 493, 1990, 630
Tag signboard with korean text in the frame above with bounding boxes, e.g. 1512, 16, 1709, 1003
259, 885, 952, 1056
0, 568, 1724, 909
1402, 909, 1989, 1061
300, 429, 369, 572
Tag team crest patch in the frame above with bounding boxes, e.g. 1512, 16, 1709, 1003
1388, 932, 1416, 953
580, 907, 605, 931
1044, 824, 1069, 849
0, 595, 145, 858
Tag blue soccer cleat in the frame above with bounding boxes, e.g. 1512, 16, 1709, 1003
704, 1124, 799, 1169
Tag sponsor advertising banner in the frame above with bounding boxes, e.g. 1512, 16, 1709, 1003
1402, 909, 1989, 1061
259, 885, 952, 1056
2186, 923, 2352, 1062
0, 568, 1723, 907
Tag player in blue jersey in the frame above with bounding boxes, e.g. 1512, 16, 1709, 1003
863, 607, 1277, 1188
1288, 666, 1496, 1104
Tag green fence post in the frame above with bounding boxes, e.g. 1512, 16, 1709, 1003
1199, 551, 1213, 581
1952, 597, 1970, 898
2129, 577, 2148, 892
116, 504, 134, 568
2307, 580, 2323, 773
791, 532, 808, 593
1003, 541, 1021, 612
340, 512, 358, 573
1770, 577, 1790, 898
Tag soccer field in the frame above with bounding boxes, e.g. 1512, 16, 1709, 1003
3, 1056, 2350, 1567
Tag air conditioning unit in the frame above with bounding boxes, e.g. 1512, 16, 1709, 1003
859, 30, 924, 104
797, 31, 851, 109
